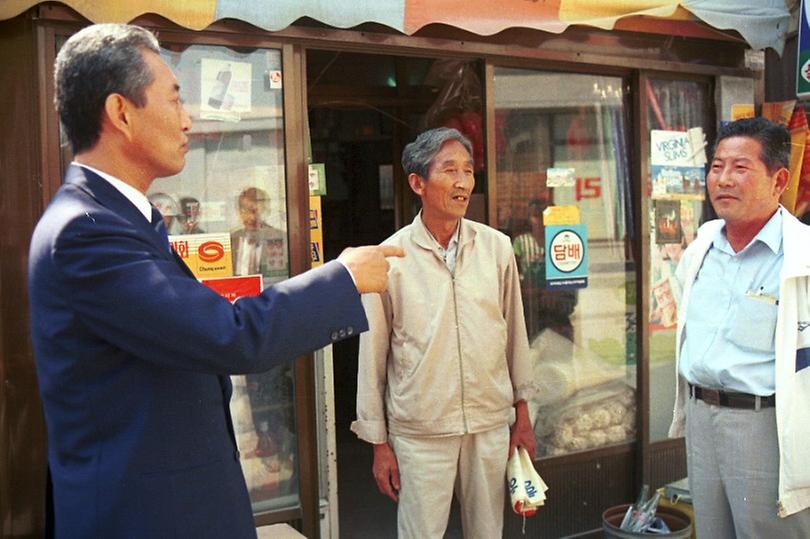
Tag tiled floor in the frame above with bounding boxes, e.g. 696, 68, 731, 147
336, 427, 463, 538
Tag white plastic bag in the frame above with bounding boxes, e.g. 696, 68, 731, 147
506, 447, 549, 516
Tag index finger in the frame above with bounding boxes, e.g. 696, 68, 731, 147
378, 245, 406, 258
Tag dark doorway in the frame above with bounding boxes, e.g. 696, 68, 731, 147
307, 50, 481, 538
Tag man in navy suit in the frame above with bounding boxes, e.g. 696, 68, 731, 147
28, 23, 403, 538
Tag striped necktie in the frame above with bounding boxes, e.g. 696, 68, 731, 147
151, 206, 171, 252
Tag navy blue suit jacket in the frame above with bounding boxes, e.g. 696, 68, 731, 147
28, 165, 368, 538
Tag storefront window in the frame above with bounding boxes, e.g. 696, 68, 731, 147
56, 32, 297, 514
645, 79, 712, 441
494, 68, 636, 458
146, 44, 296, 513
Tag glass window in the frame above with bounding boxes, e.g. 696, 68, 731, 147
494, 68, 636, 458
55, 35, 298, 515
145, 44, 297, 513
645, 78, 712, 442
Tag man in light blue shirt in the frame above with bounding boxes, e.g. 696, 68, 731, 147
680, 208, 782, 396
673, 117, 810, 538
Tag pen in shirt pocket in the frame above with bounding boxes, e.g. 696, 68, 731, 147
745, 287, 779, 305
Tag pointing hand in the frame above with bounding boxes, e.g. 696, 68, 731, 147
338, 245, 405, 294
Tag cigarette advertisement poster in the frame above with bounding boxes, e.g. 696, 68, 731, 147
654, 200, 682, 244
169, 232, 233, 279
652, 277, 677, 327
650, 129, 706, 197
544, 224, 588, 289
310, 196, 323, 267
731, 104, 755, 121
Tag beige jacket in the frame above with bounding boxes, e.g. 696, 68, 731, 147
351, 213, 535, 442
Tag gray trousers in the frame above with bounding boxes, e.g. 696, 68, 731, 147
685, 395, 810, 538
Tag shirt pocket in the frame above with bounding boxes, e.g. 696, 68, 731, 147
726, 297, 778, 353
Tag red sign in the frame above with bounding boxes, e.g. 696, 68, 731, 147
201, 275, 263, 303
575, 177, 601, 201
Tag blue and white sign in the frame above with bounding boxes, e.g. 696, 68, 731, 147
545, 224, 588, 289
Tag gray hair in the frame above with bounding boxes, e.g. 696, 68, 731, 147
54, 24, 160, 154
401, 127, 473, 178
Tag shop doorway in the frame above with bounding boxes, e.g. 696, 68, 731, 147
306, 49, 483, 537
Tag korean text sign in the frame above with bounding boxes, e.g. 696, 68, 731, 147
544, 224, 588, 289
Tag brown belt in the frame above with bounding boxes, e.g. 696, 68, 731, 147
689, 383, 775, 410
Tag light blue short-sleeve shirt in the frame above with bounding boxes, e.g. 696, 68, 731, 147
679, 209, 783, 396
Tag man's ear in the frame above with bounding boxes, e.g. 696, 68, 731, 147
408, 173, 425, 196
102, 93, 134, 141
774, 166, 790, 197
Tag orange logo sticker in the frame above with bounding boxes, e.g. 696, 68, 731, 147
198, 241, 225, 262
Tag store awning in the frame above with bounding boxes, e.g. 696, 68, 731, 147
0, 0, 791, 54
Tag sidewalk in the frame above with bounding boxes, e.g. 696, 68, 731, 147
257, 524, 305, 538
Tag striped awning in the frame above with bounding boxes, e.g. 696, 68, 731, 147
0, 0, 791, 54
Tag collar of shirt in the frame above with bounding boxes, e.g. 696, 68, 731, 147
445, 226, 460, 255
714, 207, 783, 256
73, 162, 153, 223
418, 214, 460, 271
424, 219, 459, 253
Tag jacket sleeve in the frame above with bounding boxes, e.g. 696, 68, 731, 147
51, 210, 367, 374
501, 238, 536, 402
350, 290, 393, 443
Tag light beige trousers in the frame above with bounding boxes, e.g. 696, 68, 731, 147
389, 425, 510, 539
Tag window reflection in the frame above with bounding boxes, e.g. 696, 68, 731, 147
494, 68, 636, 457
232, 187, 288, 283
146, 44, 297, 513
646, 79, 711, 442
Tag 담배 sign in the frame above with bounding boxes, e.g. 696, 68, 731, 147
545, 224, 588, 289
650, 129, 706, 197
